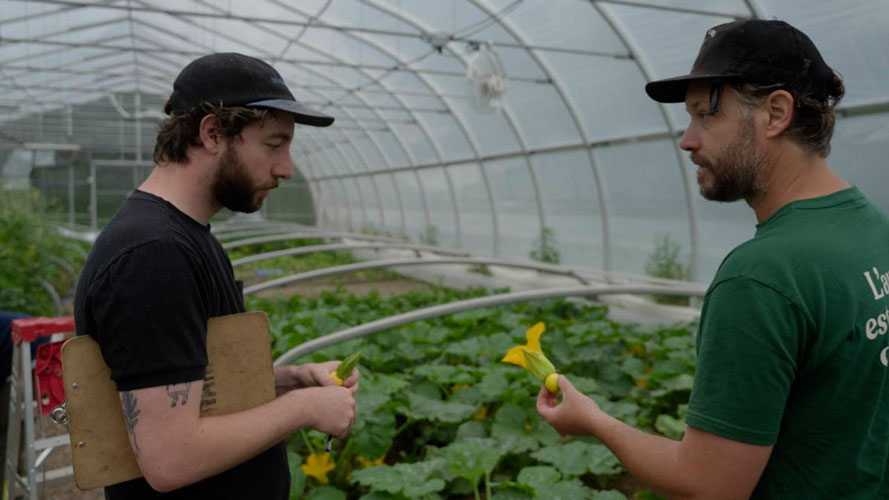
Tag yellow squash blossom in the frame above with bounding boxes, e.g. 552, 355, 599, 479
502, 322, 544, 369
301, 452, 336, 484
501, 322, 560, 393
356, 455, 385, 468
475, 405, 488, 421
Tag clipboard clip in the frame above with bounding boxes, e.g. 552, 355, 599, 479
50, 402, 69, 426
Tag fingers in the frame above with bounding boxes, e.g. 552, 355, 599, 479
557, 374, 576, 394
343, 368, 360, 393
322, 386, 356, 438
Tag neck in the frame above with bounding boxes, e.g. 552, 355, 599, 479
747, 145, 849, 223
139, 159, 221, 225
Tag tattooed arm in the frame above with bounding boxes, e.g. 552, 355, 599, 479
118, 379, 356, 492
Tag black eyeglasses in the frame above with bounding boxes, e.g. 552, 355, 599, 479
706, 80, 723, 116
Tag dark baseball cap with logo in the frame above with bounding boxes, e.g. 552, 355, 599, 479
645, 19, 837, 103
168, 52, 334, 127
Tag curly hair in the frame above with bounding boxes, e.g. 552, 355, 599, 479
153, 102, 272, 164
731, 73, 845, 157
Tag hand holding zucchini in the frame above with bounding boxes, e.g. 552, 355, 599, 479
325, 352, 362, 451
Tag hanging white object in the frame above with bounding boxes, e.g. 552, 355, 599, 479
466, 42, 507, 113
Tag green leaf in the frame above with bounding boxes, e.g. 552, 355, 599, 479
402, 392, 477, 423
287, 451, 305, 498
479, 332, 517, 362
658, 373, 694, 393
599, 400, 640, 425
592, 490, 629, 500
634, 491, 670, 500
477, 370, 510, 399
305, 485, 346, 500
531, 442, 621, 478
655, 414, 686, 440
546, 479, 595, 500
516, 465, 560, 490
449, 309, 490, 324
361, 373, 410, 396
357, 492, 407, 500
530, 442, 590, 477
446, 337, 482, 359
587, 444, 622, 476
491, 483, 535, 500
568, 376, 600, 394
312, 314, 346, 336
412, 364, 476, 385
353, 411, 396, 461
491, 403, 559, 454
455, 420, 488, 441
443, 439, 504, 486
351, 460, 447, 497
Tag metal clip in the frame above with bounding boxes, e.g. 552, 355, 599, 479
50, 402, 69, 426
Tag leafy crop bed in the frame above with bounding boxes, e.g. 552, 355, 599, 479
248, 287, 696, 500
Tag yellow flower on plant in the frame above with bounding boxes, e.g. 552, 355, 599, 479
300, 452, 336, 484
356, 455, 385, 468
475, 405, 488, 421
635, 377, 648, 389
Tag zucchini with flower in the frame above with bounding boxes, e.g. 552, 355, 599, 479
501, 322, 560, 393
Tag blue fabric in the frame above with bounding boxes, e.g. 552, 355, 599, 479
0, 311, 49, 380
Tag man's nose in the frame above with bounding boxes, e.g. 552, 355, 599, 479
678, 126, 699, 152
273, 155, 293, 180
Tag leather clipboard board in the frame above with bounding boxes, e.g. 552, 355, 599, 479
61, 311, 277, 490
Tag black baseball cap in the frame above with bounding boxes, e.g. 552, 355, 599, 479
168, 52, 334, 127
645, 19, 836, 103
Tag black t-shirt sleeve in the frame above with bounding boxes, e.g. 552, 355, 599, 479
88, 239, 208, 391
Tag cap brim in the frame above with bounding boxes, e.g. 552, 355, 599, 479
645, 72, 744, 103
247, 99, 335, 127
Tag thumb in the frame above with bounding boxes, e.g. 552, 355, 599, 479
557, 374, 578, 395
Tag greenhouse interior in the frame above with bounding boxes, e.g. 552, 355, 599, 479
2, 0, 888, 499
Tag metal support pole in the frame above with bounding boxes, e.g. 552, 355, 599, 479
274, 284, 705, 365
89, 163, 97, 230
67, 164, 74, 226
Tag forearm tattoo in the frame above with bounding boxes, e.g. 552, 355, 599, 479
166, 382, 192, 407
120, 391, 141, 458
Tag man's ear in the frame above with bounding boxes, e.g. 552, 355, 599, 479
762, 89, 794, 139
197, 114, 224, 153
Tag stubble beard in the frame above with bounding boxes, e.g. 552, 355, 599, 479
211, 144, 265, 213
697, 116, 768, 203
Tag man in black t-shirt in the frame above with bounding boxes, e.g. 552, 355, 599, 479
74, 53, 357, 499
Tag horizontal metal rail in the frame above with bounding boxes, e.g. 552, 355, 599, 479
221, 231, 405, 250
216, 226, 317, 242
274, 284, 704, 365
232, 242, 471, 267
244, 257, 604, 296
213, 222, 309, 235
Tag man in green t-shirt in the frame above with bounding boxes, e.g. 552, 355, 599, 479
536, 19, 889, 499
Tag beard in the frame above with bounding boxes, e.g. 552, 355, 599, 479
211, 145, 270, 213
695, 116, 768, 202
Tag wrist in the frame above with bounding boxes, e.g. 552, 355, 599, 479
279, 388, 314, 432
587, 409, 620, 439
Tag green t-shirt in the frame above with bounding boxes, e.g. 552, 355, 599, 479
687, 188, 889, 499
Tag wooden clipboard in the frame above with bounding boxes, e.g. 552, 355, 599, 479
61, 311, 277, 490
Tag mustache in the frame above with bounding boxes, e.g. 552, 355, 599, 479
689, 154, 709, 167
